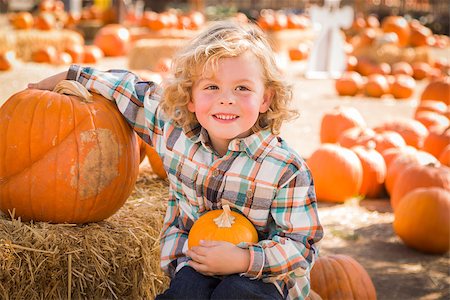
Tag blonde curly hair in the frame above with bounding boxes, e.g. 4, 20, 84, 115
160, 20, 298, 134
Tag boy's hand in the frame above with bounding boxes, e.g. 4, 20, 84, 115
28, 71, 68, 91
186, 240, 250, 276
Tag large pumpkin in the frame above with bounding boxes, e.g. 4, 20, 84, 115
0, 81, 140, 223
310, 254, 377, 300
420, 77, 450, 105
188, 205, 258, 248
306, 144, 363, 203
393, 187, 450, 254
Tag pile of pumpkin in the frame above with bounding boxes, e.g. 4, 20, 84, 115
307, 78, 449, 255
335, 62, 448, 99
0, 0, 106, 70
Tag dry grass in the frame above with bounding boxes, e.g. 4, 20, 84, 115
0, 167, 170, 299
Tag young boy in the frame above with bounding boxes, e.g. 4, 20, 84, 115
28, 21, 323, 299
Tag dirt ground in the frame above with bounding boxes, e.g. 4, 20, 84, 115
0, 56, 448, 300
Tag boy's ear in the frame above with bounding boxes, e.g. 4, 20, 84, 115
260, 88, 273, 113
187, 99, 195, 112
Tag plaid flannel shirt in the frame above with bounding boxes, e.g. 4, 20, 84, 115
67, 65, 323, 300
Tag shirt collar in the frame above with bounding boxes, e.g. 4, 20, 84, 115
228, 130, 278, 162
183, 124, 278, 161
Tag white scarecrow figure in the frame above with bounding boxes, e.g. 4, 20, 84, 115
306, 0, 353, 79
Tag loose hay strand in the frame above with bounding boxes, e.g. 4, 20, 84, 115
0, 167, 170, 299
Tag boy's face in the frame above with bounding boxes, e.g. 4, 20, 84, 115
189, 51, 272, 153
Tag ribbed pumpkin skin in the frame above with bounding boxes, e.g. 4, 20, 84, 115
307, 144, 363, 203
393, 187, 450, 254
390, 163, 450, 211
310, 254, 377, 300
188, 209, 258, 249
0, 89, 140, 223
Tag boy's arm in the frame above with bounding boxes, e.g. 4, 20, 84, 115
159, 194, 190, 277
30, 65, 164, 146
243, 167, 323, 280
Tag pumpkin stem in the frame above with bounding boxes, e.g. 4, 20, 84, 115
53, 80, 93, 103
213, 205, 235, 228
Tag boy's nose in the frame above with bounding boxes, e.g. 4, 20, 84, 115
219, 92, 236, 105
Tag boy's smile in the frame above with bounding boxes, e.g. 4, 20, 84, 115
189, 51, 272, 156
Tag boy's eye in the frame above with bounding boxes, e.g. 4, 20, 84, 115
236, 86, 250, 91
205, 85, 218, 90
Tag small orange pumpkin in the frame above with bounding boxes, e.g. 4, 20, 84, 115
0, 51, 15, 71
188, 205, 258, 248
11, 11, 34, 29
82, 45, 104, 63
0, 80, 140, 223
335, 71, 364, 96
93, 24, 130, 57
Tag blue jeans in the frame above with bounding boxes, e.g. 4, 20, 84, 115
156, 266, 286, 300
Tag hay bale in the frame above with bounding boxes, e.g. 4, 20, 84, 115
129, 27, 198, 42
0, 28, 84, 61
0, 168, 170, 299
128, 38, 187, 71
266, 29, 315, 53
354, 44, 433, 65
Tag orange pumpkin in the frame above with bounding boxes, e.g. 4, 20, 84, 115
363, 74, 389, 98
438, 145, 450, 166
11, 11, 34, 29
288, 43, 309, 61
384, 149, 437, 195
390, 162, 450, 211
335, 71, 364, 96
381, 16, 410, 47
415, 111, 449, 131
82, 45, 104, 63
422, 126, 450, 159
93, 24, 130, 57
319, 106, 366, 144
373, 118, 428, 149
0, 80, 140, 223
145, 144, 167, 179
337, 127, 375, 149
188, 205, 258, 248
393, 187, 450, 254
307, 144, 363, 203
351, 143, 387, 198
64, 44, 85, 63
310, 254, 377, 300
31, 46, 58, 64
414, 100, 448, 117
381, 145, 417, 170
0, 51, 15, 71
34, 12, 56, 30
391, 74, 416, 99
372, 130, 406, 154
420, 77, 450, 105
